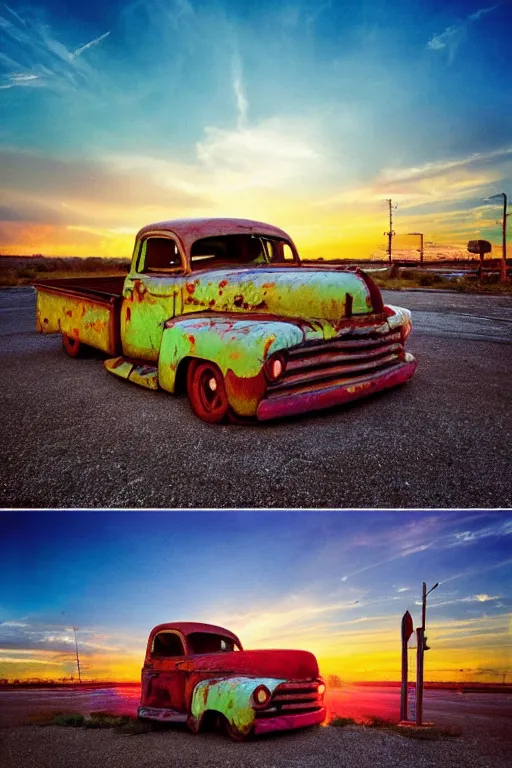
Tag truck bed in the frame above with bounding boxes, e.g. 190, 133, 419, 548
33, 275, 126, 299
34, 275, 126, 355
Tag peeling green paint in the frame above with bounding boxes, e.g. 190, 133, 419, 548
190, 677, 285, 736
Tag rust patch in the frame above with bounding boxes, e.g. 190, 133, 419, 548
225, 369, 267, 417
126, 306, 131, 322
188, 334, 196, 345
263, 336, 276, 358
65, 310, 73, 317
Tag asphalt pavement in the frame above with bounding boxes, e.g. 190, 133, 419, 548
1, 287, 511, 508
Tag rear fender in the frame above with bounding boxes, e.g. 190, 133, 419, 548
158, 314, 302, 416
190, 676, 285, 736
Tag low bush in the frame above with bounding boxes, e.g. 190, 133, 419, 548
329, 715, 356, 727
52, 713, 85, 727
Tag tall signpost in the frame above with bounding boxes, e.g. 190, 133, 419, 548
400, 611, 414, 721
400, 581, 438, 727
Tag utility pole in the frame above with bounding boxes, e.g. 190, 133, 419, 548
416, 581, 438, 726
486, 193, 509, 283
384, 199, 397, 265
73, 626, 82, 684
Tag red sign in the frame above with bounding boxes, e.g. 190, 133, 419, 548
401, 611, 414, 642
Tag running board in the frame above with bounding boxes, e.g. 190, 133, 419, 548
137, 706, 188, 723
104, 357, 159, 390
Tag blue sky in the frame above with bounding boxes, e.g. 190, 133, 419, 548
1, 511, 511, 681
1, 1, 511, 259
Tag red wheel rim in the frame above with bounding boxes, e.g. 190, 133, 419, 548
62, 334, 82, 358
187, 360, 229, 423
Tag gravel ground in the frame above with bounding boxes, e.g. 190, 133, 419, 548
1, 287, 511, 508
1, 722, 509, 768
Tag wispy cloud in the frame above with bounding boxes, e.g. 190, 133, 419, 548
427, 4, 502, 63
232, 52, 248, 129
0, 7, 110, 92
72, 31, 111, 60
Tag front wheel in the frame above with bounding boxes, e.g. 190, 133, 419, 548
186, 360, 229, 424
62, 333, 84, 358
224, 718, 251, 742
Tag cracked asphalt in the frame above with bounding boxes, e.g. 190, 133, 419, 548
1, 287, 511, 508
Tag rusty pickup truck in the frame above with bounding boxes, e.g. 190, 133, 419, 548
34, 217, 417, 423
138, 621, 326, 740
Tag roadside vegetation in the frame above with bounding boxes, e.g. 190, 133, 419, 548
25, 710, 152, 734
0, 256, 130, 287
371, 266, 512, 294
328, 712, 462, 740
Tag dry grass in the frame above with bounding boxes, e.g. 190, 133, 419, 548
328, 715, 356, 727
372, 267, 512, 294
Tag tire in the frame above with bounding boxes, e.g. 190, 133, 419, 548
186, 360, 229, 424
224, 718, 251, 742
62, 333, 84, 358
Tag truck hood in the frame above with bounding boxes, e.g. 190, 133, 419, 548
183, 267, 381, 323
186, 649, 319, 680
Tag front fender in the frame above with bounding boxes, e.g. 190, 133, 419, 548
158, 314, 303, 416
190, 676, 285, 736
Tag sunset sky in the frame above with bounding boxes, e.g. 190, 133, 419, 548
1, 511, 510, 683
1, 0, 511, 260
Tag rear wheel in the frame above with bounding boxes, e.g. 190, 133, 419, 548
62, 333, 84, 358
186, 360, 229, 424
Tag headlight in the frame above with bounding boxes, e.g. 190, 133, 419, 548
317, 682, 326, 696
264, 353, 286, 381
252, 684, 271, 708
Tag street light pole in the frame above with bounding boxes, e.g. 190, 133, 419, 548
486, 193, 509, 283
416, 581, 438, 726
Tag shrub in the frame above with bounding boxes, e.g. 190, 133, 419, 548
329, 715, 355, 727
52, 713, 85, 727
418, 272, 441, 286
0, 269, 17, 287
366, 715, 396, 728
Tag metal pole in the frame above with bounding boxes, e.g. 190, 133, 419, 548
73, 626, 82, 684
421, 582, 427, 630
420, 233, 424, 264
416, 628, 424, 726
389, 200, 393, 265
400, 626, 408, 721
502, 193, 507, 284
384, 199, 395, 265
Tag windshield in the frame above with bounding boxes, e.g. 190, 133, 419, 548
187, 632, 241, 654
190, 234, 298, 270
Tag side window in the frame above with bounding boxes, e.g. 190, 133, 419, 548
282, 243, 295, 262
139, 237, 182, 273
151, 632, 185, 657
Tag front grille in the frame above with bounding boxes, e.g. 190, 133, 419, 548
267, 328, 404, 398
255, 681, 323, 719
